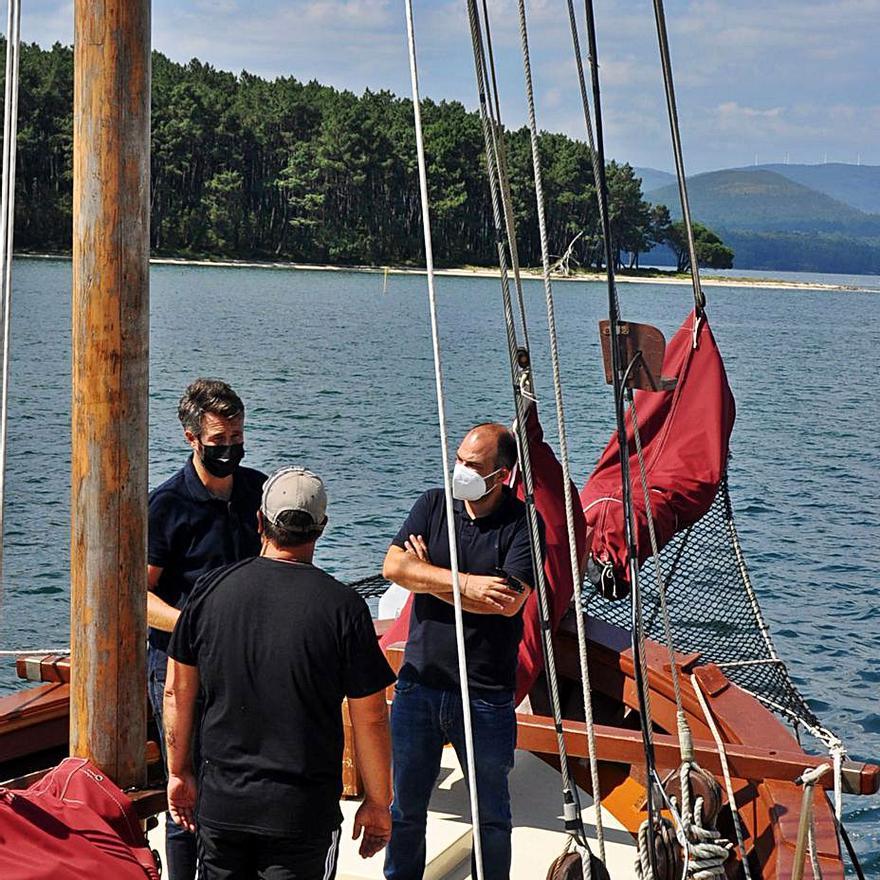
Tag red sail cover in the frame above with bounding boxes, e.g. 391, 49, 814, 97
512, 405, 588, 702
380, 405, 586, 705
580, 311, 735, 586
0, 757, 160, 880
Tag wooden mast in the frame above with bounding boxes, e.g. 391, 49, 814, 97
70, 0, 151, 788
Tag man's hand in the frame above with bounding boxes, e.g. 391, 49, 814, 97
403, 534, 430, 562
352, 797, 392, 858
167, 771, 197, 833
461, 574, 519, 611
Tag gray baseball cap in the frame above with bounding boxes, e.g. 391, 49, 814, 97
261, 466, 327, 531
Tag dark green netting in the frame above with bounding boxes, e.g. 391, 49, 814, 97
351, 475, 833, 744
583, 474, 833, 744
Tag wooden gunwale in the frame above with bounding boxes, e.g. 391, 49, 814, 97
552, 613, 849, 879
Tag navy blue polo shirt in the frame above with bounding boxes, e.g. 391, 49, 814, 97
148, 456, 266, 652
392, 487, 538, 691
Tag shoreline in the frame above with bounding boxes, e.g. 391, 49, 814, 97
17, 252, 871, 292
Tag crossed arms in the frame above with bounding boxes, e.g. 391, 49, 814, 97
382, 534, 531, 617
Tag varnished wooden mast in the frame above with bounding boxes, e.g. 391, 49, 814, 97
71, 0, 151, 787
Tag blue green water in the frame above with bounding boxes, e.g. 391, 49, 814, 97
0, 258, 877, 861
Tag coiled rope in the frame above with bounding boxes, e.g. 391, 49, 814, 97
403, 6, 485, 878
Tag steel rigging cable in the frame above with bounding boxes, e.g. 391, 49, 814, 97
576, 0, 664, 875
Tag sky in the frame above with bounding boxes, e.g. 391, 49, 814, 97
20, 0, 880, 174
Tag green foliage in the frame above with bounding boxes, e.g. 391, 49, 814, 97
718, 230, 880, 274
664, 221, 734, 272
0, 38, 675, 270
758, 163, 880, 217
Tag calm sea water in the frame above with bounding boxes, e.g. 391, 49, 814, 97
0, 258, 877, 861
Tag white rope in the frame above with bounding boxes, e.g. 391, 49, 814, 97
691, 674, 753, 880
475, 0, 530, 353
830, 740, 844, 822
792, 763, 831, 880
403, 6, 484, 879
0, 648, 70, 656
512, 0, 605, 864
464, 0, 582, 845
638, 769, 732, 880
0, 0, 22, 588
807, 819, 823, 880
562, 0, 609, 262
682, 794, 731, 880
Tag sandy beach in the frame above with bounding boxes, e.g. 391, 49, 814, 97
19, 252, 869, 291
147, 257, 865, 292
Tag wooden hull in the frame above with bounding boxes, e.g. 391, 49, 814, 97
549, 614, 850, 879
3, 618, 877, 879
380, 614, 877, 880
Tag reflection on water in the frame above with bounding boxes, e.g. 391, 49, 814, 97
0, 258, 877, 859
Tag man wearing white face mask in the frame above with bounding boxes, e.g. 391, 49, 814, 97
382, 422, 537, 880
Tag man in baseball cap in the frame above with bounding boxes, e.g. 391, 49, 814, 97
260, 466, 328, 536
164, 465, 395, 879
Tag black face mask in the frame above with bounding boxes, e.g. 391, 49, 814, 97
199, 442, 245, 478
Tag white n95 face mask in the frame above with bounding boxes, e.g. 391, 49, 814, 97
452, 462, 501, 501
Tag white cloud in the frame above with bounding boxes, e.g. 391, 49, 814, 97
9, 0, 880, 171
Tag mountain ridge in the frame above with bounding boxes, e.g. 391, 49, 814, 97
635, 162, 880, 215
638, 166, 880, 274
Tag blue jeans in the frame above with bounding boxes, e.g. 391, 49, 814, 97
384, 679, 516, 880
148, 645, 199, 880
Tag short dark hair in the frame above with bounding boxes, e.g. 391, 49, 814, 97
471, 423, 518, 470
263, 509, 324, 549
178, 378, 244, 435
495, 429, 518, 470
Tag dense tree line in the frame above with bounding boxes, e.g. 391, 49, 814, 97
1, 39, 730, 270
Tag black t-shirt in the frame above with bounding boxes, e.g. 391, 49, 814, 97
148, 457, 265, 652
167, 556, 396, 837
392, 487, 537, 692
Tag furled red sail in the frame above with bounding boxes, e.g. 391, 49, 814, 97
380, 404, 586, 705
511, 404, 587, 702
0, 758, 160, 880
580, 310, 735, 596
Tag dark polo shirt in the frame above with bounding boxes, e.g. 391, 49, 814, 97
392, 487, 538, 692
148, 456, 266, 652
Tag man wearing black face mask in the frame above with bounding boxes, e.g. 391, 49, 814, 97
147, 378, 266, 880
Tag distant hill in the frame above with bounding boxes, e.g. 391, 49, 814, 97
633, 166, 676, 194
644, 168, 880, 274
755, 163, 880, 215
646, 169, 880, 235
